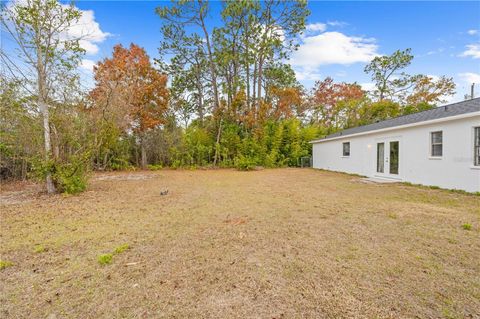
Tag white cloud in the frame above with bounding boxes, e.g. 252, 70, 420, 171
460, 43, 480, 59
291, 31, 378, 82
458, 72, 480, 84
80, 59, 96, 72
291, 31, 379, 68
305, 23, 327, 33
7, 1, 109, 56
467, 29, 478, 35
327, 21, 347, 27
64, 9, 110, 55
360, 82, 376, 92
294, 67, 322, 81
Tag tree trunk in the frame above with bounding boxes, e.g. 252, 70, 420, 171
253, 61, 257, 105
37, 32, 56, 194
39, 101, 56, 194
213, 119, 222, 167
141, 136, 147, 169
198, 4, 220, 111
245, 20, 250, 110
257, 55, 263, 106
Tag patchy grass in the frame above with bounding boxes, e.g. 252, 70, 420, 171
33, 245, 46, 253
97, 253, 113, 265
114, 244, 130, 255
462, 223, 473, 231
0, 260, 13, 270
1, 169, 479, 318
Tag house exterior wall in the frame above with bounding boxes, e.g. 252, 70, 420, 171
312, 115, 480, 192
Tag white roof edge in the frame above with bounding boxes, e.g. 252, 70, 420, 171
310, 111, 480, 144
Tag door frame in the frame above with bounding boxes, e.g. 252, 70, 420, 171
374, 136, 402, 180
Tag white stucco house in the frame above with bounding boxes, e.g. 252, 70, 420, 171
311, 98, 480, 192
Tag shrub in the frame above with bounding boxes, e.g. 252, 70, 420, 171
0, 260, 13, 270
31, 153, 90, 194
53, 160, 88, 194
110, 157, 132, 171
171, 159, 182, 169
97, 253, 113, 265
234, 156, 258, 171
462, 223, 472, 231
147, 164, 162, 171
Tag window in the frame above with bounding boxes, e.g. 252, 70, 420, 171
430, 131, 443, 157
475, 127, 480, 166
342, 142, 350, 157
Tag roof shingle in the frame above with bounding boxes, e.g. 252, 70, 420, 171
313, 98, 480, 142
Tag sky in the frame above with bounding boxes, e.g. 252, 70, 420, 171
4, 1, 480, 103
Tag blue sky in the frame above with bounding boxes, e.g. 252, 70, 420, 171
13, 1, 480, 102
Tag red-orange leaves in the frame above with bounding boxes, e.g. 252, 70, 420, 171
90, 44, 169, 134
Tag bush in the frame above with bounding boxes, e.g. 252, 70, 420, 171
147, 164, 162, 171
53, 161, 88, 194
462, 223, 472, 231
31, 153, 90, 194
110, 157, 132, 171
234, 156, 258, 171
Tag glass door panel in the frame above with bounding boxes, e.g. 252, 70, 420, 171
377, 143, 384, 173
389, 141, 399, 175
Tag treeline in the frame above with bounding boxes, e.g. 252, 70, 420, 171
0, 0, 455, 193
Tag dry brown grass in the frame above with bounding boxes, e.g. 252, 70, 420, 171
1, 169, 479, 318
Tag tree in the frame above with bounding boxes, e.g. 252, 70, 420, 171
358, 100, 400, 125
309, 77, 365, 130
1, 0, 85, 193
364, 49, 414, 102
364, 48, 414, 102
405, 75, 456, 107
364, 49, 455, 106
90, 44, 169, 169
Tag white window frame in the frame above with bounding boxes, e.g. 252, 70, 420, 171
342, 142, 350, 157
430, 131, 443, 158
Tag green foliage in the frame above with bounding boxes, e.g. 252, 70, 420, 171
234, 155, 258, 171
358, 100, 400, 125
31, 152, 90, 195
364, 48, 414, 100
461, 223, 472, 231
0, 260, 13, 270
114, 244, 130, 254
53, 157, 89, 194
97, 253, 113, 265
110, 157, 132, 171
98, 244, 130, 265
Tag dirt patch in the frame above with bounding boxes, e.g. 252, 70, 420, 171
94, 172, 158, 181
0, 182, 43, 205
1, 169, 479, 318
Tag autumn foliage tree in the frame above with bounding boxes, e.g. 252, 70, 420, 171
90, 44, 169, 168
309, 77, 365, 130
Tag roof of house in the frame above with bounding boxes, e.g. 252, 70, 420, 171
311, 98, 480, 143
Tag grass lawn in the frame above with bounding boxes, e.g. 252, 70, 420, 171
1, 169, 479, 318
